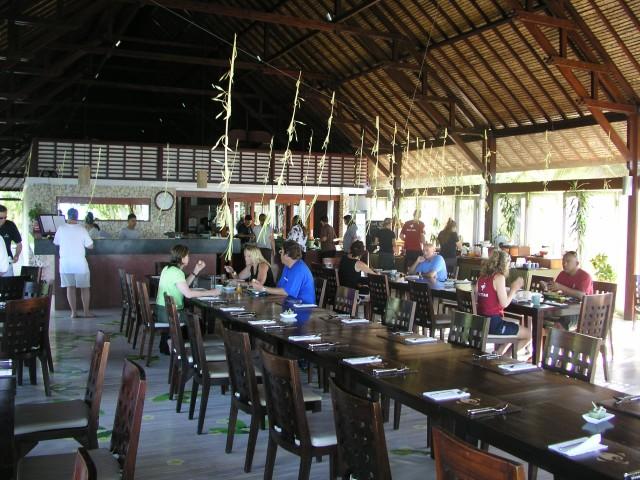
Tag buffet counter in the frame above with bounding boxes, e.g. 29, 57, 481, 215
35, 238, 240, 310
457, 256, 561, 289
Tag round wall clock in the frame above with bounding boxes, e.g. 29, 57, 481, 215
154, 191, 175, 211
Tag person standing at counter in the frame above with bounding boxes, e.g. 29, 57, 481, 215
318, 215, 336, 259
225, 245, 276, 287
119, 213, 141, 239
342, 214, 359, 253
400, 210, 425, 271
235, 215, 254, 246
437, 218, 460, 276
373, 217, 396, 270
408, 243, 448, 282
54, 208, 94, 318
252, 240, 315, 304
253, 213, 275, 262
0, 204, 22, 276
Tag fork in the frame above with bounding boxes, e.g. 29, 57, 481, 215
467, 403, 510, 416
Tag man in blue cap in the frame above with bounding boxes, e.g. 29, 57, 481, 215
53, 208, 94, 318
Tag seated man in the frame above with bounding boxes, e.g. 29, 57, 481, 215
252, 240, 315, 304
408, 243, 448, 282
542, 250, 593, 330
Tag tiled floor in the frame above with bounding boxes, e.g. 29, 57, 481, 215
14, 309, 640, 479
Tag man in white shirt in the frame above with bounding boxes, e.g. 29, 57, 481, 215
54, 208, 94, 318
342, 214, 359, 253
252, 213, 275, 262
0, 236, 9, 276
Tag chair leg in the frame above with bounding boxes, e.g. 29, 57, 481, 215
244, 414, 261, 473
138, 327, 147, 357
17, 360, 23, 385
132, 319, 142, 349
120, 306, 126, 332
28, 358, 37, 385
188, 379, 199, 419
264, 436, 278, 480
45, 337, 54, 373
146, 329, 156, 366
511, 343, 517, 360
197, 383, 210, 434
168, 361, 177, 400
126, 312, 134, 343
298, 454, 312, 480
176, 369, 189, 413
381, 395, 390, 423
528, 463, 539, 480
393, 400, 402, 430
225, 401, 238, 453
41, 356, 51, 396
329, 451, 337, 480
601, 345, 609, 382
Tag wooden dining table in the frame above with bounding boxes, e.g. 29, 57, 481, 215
191, 292, 639, 480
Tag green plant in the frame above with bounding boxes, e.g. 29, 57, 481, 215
590, 253, 616, 282
568, 182, 589, 255
498, 194, 520, 242
28, 202, 44, 221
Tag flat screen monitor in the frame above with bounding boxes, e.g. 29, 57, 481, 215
38, 214, 66, 237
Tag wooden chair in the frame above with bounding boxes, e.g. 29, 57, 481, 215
448, 311, 489, 350
186, 313, 230, 434
17, 359, 147, 480
368, 273, 389, 322
455, 288, 519, 358
20, 266, 42, 284
14, 331, 110, 458
592, 281, 617, 359
432, 427, 525, 480
322, 268, 339, 309
125, 273, 139, 344
469, 268, 481, 282
117, 268, 129, 333
529, 275, 549, 293
155, 261, 170, 275
222, 327, 321, 473
382, 297, 416, 332
576, 293, 613, 381
0, 275, 26, 301
314, 277, 327, 308
542, 328, 601, 383
1, 296, 52, 395
334, 286, 358, 317
260, 349, 337, 480
72, 447, 96, 480
136, 280, 167, 366
409, 281, 451, 339
330, 378, 391, 480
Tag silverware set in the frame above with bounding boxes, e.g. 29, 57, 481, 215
467, 403, 510, 416
615, 394, 640, 405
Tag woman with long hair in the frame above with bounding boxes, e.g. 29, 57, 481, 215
287, 214, 307, 252
437, 218, 460, 276
224, 244, 276, 287
476, 250, 531, 354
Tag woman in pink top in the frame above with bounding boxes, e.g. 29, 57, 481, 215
477, 250, 531, 354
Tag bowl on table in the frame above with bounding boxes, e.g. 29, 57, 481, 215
280, 312, 297, 322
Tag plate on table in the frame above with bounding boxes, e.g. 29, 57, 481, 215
582, 412, 615, 424
280, 312, 297, 322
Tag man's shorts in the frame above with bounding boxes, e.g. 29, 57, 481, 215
60, 272, 91, 288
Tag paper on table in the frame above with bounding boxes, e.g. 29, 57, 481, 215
292, 303, 317, 308
548, 434, 608, 457
423, 389, 470, 401
288, 335, 322, 342
248, 320, 277, 326
498, 363, 539, 372
220, 307, 245, 312
341, 318, 370, 324
343, 356, 383, 365
404, 337, 438, 344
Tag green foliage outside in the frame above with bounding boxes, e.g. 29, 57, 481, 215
590, 253, 616, 282
498, 194, 520, 242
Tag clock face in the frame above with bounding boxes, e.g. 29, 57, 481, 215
154, 191, 174, 211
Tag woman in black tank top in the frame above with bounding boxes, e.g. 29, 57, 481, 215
338, 240, 376, 291
224, 244, 276, 287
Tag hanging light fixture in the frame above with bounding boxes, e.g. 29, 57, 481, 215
77, 165, 91, 187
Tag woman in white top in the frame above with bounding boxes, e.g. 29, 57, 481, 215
287, 215, 307, 252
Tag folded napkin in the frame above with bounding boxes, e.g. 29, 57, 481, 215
288, 334, 322, 342
548, 434, 608, 457
292, 303, 317, 308
248, 320, 277, 326
343, 356, 383, 365
220, 307, 245, 312
404, 337, 438, 344
498, 362, 539, 372
341, 318, 370, 325
423, 389, 470, 401
198, 296, 220, 301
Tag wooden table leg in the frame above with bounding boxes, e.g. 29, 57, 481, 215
531, 310, 544, 365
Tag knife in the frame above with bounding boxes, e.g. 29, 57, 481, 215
614, 394, 640, 404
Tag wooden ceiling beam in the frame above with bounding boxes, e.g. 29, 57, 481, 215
512, 9, 578, 30
579, 98, 637, 115
6, 15, 82, 29
129, 0, 404, 42
547, 56, 610, 74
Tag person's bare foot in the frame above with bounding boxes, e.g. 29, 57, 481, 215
70, 312, 80, 318
83, 312, 96, 318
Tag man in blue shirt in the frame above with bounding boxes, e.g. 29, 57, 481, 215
253, 240, 315, 304
408, 243, 448, 282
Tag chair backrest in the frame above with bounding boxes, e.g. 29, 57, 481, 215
0, 276, 26, 301
433, 427, 525, 480
334, 286, 358, 317
165, 295, 188, 367
592, 281, 617, 329
323, 268, 339, 307
136, 281, 155, 328
222, 327, 261, 410
408, 281, 436, 331
185, 312, 210, 380
382, 297, 416, 332
1, 295, 51, 356
577, 293, 613, 341
368, 274, 389, 320
72, 447, 97, 480
528, 275, 549, 293
447, 266, 458, 280
330, 379, 391, 480
448, 311, 488, 351
84, 331, 111, 437
315, 277, 327, 308
125, 273, 138, 321
542, 328, 601, 383
469, 269, 481, 282
259, 349, 312, 450
155, 261, 170, 275
455, 287, 476, 314
110, 360, 147, 480
20, 266, 42, 284
118, 269, 129, 308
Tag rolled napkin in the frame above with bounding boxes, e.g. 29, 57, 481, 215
220, 306, 245, 312
343, 356, 383, 365
248, 320, 277, 326
404, 337, 439, 344
548, 434, 608, 457
341, 318, 370, 325
288, 334, 322, 342
198, 296, 221, 301
498, 363, 539, 372
292, 303, 317, 308
423, 389, 470, 401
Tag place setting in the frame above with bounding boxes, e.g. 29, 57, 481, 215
422, 388, 521, 418
597, 394, 640, 420
341, 355, 411, 377
462, 352, 541, 375
376, 330, 441, 345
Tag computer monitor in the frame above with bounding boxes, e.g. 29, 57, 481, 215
37, 214, 66, 237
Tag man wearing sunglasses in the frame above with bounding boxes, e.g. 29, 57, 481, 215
0, 204, 22, 276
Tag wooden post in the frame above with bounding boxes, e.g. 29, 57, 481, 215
483, 134, 497, 241
624, 113, 639, 320
392, 150, 402, 220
